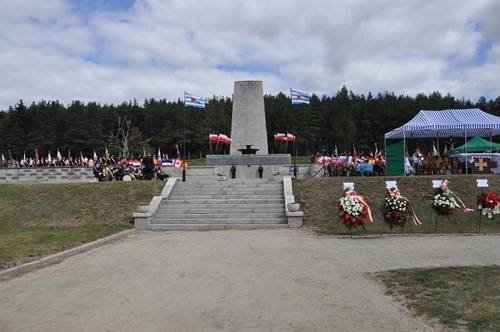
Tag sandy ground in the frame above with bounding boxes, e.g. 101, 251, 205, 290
0, 229, 499, 332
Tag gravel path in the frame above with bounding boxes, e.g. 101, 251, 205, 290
0, 229, 499, 332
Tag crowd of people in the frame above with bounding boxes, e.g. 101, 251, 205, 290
312, 151, 387, 177
2, 148, 389, 180
0, 153, 176, 181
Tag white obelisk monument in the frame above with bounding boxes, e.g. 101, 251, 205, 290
229, 81, 269, 155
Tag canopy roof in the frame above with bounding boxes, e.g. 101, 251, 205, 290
452, 136, 500, 153
384, 109, 500, 139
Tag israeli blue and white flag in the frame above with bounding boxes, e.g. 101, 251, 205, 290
291, 89, 310, 105
184, 92, 206, 108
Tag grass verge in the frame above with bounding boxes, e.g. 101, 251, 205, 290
293, 174, 500, 235
379, 266, 500, 331
0, 181, 164, 269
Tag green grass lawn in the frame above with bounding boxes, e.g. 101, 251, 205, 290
380, 266, 500, 331
293, 174, 500, 235
0, 181, 164, 269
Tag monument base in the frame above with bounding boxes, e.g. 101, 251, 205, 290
206, 154, 291, 166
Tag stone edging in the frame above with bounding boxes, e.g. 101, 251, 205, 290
316, 232, 500, 239
0, 229, 135, 281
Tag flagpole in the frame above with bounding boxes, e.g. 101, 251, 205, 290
290, 88, 297, 178
183, 91, 186, 182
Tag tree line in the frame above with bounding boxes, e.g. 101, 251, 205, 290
1, 86, 499, 160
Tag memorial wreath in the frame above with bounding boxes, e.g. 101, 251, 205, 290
336, 187, 373, 229
432, 179, 468, 216
477, 190, 500, 220
382, 187, 421, 228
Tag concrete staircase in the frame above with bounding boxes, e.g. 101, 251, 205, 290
148, 178, 289, 230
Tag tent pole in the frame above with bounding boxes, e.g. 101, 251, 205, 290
403, 131, 406, 176
384, 137, 387, 176
465, 127, 468, 175
491, 134, 493, 171
436, 135, 440, 155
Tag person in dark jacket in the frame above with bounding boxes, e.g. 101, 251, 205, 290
142, 155, 154, 180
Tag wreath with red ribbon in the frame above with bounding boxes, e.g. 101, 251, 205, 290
335, 187, 373, 229
383, 187, 422, 228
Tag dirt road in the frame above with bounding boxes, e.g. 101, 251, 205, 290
1, 229, 499, 331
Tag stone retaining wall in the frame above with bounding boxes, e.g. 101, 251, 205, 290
0, 167, 97, 183
165, 164, 312, 179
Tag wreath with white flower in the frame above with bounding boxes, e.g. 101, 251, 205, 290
383, 190, 409, 227
336, 187, 373, 229
477, 190, 500, 220
432, 179, 468, 216
382, 187, 422, 228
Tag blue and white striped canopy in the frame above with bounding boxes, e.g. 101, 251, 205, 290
384, 109, 500, 139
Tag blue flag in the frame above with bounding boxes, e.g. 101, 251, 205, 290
291, 89, 310, 105
184, 92, 206, 108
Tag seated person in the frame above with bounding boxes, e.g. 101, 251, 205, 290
354, 162, 363, 176
361, 161, 373, 176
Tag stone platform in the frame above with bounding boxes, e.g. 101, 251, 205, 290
206, 154, 291, 166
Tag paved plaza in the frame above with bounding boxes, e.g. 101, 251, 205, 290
1, 229, 499, 331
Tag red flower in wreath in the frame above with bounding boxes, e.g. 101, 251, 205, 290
336, 187, 373, 229
477, 190, 500, 219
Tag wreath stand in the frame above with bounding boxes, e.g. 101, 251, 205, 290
382, 217, 414, 234
335, 217, 367, 235
476, 179, 488, 233
428, 208, 462, 233
428, 180, 462, 233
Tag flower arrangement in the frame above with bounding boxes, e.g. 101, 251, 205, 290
477, 191, 500, 219
336, 186, 373, 229
382, 187, 422, 228
383, 188, 409, 228
432, 179, 468, 216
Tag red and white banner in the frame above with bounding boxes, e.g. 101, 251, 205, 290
217, 134, 232, 144
315, 156, 333, 164
174, 159, 184, 168
209, 134, 218, 142
274, 133, 286, 141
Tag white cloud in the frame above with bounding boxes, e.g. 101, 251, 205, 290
0, 0, 499, 111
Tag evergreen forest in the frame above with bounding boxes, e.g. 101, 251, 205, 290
1, 86, 499, 160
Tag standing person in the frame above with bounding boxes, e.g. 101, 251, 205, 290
142, 155, 154, 180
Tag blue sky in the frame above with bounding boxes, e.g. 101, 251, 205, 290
68, 0, 135, 14
0, 0, 499, 111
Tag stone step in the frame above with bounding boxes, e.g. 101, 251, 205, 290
163, 198, 285, 205
151, 218, 287, 225
170, 187, 283, 192
167, 194, 283, 200
156, 207, 285, 214
169, 188, 283, 195
176, 183, 282, 189
147, 223, 289, 231
153, 212, 286, 220
158, 204, 285, 211
145, 177, 289, 231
